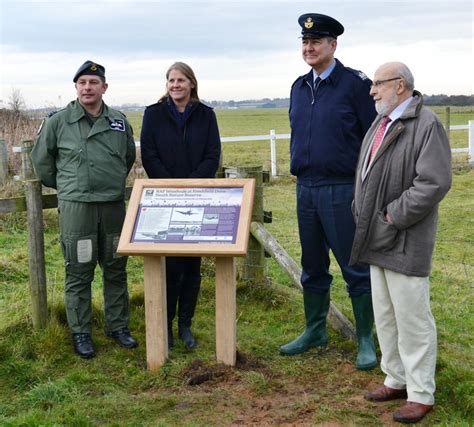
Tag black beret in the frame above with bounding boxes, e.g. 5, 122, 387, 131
73, 60, 106, 83
298, 13, 344, 39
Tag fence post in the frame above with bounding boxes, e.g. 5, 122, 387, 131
225, 165, 265, 282
0, 139, 8, 186
469, 120, 474, 165
445, 107, 450, 142
21, 139, 48, 329
270, 129, 277, 177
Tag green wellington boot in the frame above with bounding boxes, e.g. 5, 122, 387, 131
280, 291, 329, 355
351, 294, 377, 370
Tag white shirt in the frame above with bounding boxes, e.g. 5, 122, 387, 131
384, 96, 414, 137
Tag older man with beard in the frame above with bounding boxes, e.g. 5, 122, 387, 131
350, 62, 452, 423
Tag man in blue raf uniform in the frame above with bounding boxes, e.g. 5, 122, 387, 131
280, 13, 378, 370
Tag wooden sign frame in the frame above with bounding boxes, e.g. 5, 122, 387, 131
117, 178, 255, 370
118, 178, 255, 257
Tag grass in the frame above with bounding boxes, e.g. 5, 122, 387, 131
1, 108, 473, 425
126, 105, 473, 147
124, 106, 472, 174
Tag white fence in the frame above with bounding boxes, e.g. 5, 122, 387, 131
134, 121, 474, 176
9, 122, 470, 180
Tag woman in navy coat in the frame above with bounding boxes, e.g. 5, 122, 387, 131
140, 62, 221, 349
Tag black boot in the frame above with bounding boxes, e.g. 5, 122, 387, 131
178, 264, 201, 350
107, 328, 138, 349
280, 291, 329, 355
178, 326, 196, 349
72, 333, 95, 359
351, 294, 377, 370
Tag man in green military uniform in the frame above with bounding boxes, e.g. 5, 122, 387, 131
32, 60, 138, 358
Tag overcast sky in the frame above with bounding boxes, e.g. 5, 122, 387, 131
1, 0, 472, 108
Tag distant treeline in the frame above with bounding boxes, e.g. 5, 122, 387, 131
204, 94, 473, 109
422, 94, 474, 106
10, 95, 473, 116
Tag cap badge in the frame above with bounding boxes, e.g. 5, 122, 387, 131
304, 17, 314, 29
90, 64, 97, 71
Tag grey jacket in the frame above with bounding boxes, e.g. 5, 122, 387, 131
350, 92, 452, 276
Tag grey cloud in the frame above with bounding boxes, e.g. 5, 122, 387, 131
1, 1, 471, 56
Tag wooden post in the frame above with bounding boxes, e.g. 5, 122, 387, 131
215, 257, 236, 365
469, 120, 474, 165
143, 256, 168, 371
445, 106, 450, 142
0, 139, 8, 186
250, 221, 356, 341
21, 139, 48, 329
225, 166, 265, 282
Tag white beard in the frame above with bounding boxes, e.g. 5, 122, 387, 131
375, 92, 399, 116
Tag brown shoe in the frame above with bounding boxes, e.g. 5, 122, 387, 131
365, 385, 408, 402
393, 401, 433, 423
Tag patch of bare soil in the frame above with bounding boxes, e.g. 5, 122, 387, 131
179, 351, 268, 386
177, 352, 400, 425
180, 359, 230, 385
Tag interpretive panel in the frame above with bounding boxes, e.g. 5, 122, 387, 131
133, 187, 243, 244
118, 178, 255, 256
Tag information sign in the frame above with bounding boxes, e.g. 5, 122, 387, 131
118, 178, 255, 256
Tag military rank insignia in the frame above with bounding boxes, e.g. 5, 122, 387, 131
37, 119, 45, 135
110, 119, 125, 132
305, 17, 314, 29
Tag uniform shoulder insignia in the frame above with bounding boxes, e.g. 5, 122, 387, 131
346, 67, 369, 81
37, 119, 46, 135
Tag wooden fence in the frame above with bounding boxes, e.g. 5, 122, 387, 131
1, 109, 471, 335
0, 140, 357, 340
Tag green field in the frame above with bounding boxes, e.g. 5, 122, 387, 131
0, 107, 473, 425
126, 106, 473, 137
126, 106, 473, 153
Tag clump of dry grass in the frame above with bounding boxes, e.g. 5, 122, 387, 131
0, 109, 40, 180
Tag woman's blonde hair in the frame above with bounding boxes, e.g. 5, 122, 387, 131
160, 61, 200, 102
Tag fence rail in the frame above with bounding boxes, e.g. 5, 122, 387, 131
132, 123, 469, 146
135, 122, 474, 177
2, 121, 472, 196
2, 147, 357, 338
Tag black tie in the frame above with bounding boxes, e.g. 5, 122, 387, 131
314, 77, 321, 92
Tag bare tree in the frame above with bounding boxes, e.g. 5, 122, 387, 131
8, 88, 26, 113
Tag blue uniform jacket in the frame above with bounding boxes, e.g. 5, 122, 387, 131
140, 97, 221, 179
289, 59, 376, 186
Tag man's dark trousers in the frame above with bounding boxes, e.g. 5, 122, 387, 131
296, 183, 370, 296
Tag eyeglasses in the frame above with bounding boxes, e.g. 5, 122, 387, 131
371, 77, 402, 88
